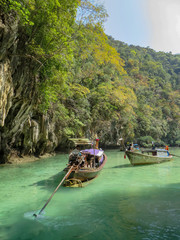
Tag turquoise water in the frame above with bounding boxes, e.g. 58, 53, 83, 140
0, 149, 180, 240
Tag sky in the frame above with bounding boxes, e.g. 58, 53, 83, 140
99, 0, 180, 54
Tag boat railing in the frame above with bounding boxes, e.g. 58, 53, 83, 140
141, 149, 169, 157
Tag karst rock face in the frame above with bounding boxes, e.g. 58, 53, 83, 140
0, 11, 60, 163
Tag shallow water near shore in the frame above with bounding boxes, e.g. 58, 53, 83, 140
0, 148, 180, 240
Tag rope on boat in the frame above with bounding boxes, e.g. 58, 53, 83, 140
64, 178, 83, 187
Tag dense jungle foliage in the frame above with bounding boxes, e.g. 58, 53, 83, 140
2, 0, 180, 147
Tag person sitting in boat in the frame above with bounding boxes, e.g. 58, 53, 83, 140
79, 154, 86, 167
165, 145, 169, 156
133, 144, 139, 150
95, 157, 100, 167
69, 145, 81, 165
86, 154, 92, 167
165, 145, 169, 151
79, 157, 85, 167
151, 142, 157, 156
152, 142, 156, 150
71, 145, 80, 155
72, 152, 83, 167
127, 143, 133, 151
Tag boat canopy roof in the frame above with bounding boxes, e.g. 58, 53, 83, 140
69, 138, 92, 146
81, 149, 104, 157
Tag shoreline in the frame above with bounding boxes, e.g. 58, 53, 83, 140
4, 153, 56, 165
1, 147, 179, 165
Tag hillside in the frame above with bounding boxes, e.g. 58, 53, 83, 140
108, 37, 180, 147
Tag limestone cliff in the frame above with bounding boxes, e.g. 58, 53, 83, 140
0, 10, 60, 163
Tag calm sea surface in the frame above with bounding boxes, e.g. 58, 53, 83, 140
0, 148, 180, 240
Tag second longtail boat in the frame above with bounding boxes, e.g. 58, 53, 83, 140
126, 149, 173, 166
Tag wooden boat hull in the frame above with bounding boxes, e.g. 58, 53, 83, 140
126, 151, 173, 166
64, 154, 107, 181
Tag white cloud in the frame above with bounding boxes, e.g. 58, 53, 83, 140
147, 0, 180, 53
176, 15, 180, 38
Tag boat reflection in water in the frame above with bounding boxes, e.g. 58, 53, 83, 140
63, 138, 107, 187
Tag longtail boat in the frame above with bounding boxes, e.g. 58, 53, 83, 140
63, 138, 107, 186
33, 138, 106, 216
126, 149, 173, 166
